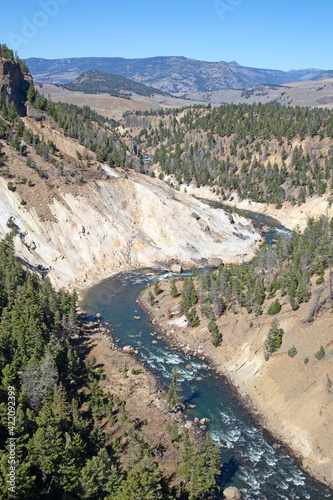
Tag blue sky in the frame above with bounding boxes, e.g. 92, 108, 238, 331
1, 0, 332, 70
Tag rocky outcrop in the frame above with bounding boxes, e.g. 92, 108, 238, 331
208, 257, 224, 268
26, 102, 43, 121
170, 264, 182, 274
0, 57, 29, 116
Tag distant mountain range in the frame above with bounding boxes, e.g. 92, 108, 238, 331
25, 56, 328, 94
62, 70, 167, 97
311, 70, 333, 81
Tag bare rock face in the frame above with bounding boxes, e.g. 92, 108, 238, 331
208, 257, 224, 268
0, 57, 29, 116
170, 264, 182, 273
223, 486, 242, 499
26, 102, 43, 121
0, 159, 261, 290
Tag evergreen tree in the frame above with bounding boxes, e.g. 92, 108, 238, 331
80, 448, 121, 499
117, 453, 164, 500
153, 279, 160, 296
26, 83, 36, 104
265, 318, 284, 356
208, 320, 222, 347
170, 280, 178, 298
166, 369, 182, 409
267, 298, 281, 315
148, 291, 154, 306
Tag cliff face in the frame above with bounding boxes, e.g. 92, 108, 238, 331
0, 57, 29, 115
0, 169, 261, 290
0, 67, 261, 291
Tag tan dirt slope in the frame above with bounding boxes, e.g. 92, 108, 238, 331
141, 277, 333, 489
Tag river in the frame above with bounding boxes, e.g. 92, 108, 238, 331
80, 208, 333, 500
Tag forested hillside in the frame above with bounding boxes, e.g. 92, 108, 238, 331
0, 234, 222, 499
63, 70, 167, 97
176, 216, 333, 341
126, 104, 333, 206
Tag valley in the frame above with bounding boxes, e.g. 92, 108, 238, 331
1, 44, 333, 499
36, 82, 203, 120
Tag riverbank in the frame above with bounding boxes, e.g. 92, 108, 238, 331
139, 278, 333, 491
179, 184, 333, 231
74, 314, 211, 484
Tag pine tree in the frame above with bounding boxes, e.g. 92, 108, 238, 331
117, 453, 164, 500
148, 291, 154, 306
80, 448, 121, 499
267, 298, 281, 315
265, 318, 284, 356
170, 280, 178, 298
211, 279, 223, 318
27, 82, 36, 104
153, 279, 160, 296
177, 429, 193, 480
181, 277, 197, 312
167, 369, 182, 409
208, 320, 222, 347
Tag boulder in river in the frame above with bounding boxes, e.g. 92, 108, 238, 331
172, 402, 185, 412
208, 257, 224, 268
95, 313, 102, 319
200, 417, 211, 425
170, 264, 182, 274
123, 345, 135, 354
223, 486, 242, 499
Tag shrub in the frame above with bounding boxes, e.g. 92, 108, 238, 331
288, 346, 297, 358
304, 357, 309, 364
268, 298, 281, 315
7, 181, 15, 192
6, 218, 16, 230
315, 345, 325, 360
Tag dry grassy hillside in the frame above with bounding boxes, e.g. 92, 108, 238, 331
37, 83, 203, 121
